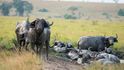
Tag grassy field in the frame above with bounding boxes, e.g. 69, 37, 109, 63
0, 16, 124, 48
0, 16, 124, 70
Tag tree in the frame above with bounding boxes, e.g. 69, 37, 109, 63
0, 2, 12, 16
13, 0, 33, 16
113, 0, 119, 3
23, 1, 33, 16
67, 6, 78, 15
13, 0, 24, 16
118, 9, 124, 16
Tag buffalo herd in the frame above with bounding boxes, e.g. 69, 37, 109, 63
15, 18, 53, 59
15, 18, 119, 64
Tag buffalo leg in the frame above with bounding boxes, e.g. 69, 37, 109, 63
31, 43, 35, 53
36, 44, 39, 54
39, 43, 43, 55
19, 40, 22, 51
25, 42, 29, 51
45, 41, 49, 60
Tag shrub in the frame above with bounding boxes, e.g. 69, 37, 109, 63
64, 14, 77, 19
38, 8, 48, 12
102, 12, 112, 21
118, 9, 124, 16
67, 6, 79, 15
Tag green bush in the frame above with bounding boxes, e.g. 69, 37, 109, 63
102, 12, 112, 21
67, 6, 79, 15
118, 9, 124, 16
38, 8, 48, 12
64, 14, 77, 19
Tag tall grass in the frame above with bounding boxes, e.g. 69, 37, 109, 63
0, 51, 42, 70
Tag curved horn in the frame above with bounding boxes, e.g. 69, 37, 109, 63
49, 22, 54, 26
116, 34, 118, 38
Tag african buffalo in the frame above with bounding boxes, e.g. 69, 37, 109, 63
52, 41, 73, 53
26, 18, 53, 60
96, 53, 120, 64
15, 18, 30, 51
67, 48, 79, 60
97, 59, 114, 65
77, 35, 118, 52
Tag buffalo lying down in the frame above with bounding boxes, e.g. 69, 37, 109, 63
78, 35, 118, 52
52, 41, 73, 53
96, 53, 120, 64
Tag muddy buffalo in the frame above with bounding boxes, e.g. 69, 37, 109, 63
15, 18, 30, 51
26, 18, 53, 60
77, 35, 118, 52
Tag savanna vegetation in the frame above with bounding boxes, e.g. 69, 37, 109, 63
0, 15, 124, 70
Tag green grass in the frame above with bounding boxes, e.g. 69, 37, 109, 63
0, 16, 124, 70
0, 16, 124, 49
49, 19, 124, 48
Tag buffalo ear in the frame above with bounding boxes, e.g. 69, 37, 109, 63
30, 20, 36, 27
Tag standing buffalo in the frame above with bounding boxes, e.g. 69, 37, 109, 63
77, 35, 118, 52
15, 18, 29, 51
26, 18, 53, 59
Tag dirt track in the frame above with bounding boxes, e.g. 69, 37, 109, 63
42, 56, 84, 70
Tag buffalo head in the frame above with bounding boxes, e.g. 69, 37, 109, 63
30, 18, 45, 34
105, 34, 118, 47
15, 21, 29, 36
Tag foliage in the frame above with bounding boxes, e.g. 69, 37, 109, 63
23, 1, 33, 16
67, 6, 78, 11
0, 2, 12, 16
118, 9, 124, 16
13, 0, 33, 16
38, 8, 49, 12
102, 12, 112, 21
13, 0, 24, 16
64, 14, 77, 19
67, 6, 79, 15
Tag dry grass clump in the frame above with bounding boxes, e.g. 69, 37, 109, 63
0, 50, 42, 70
